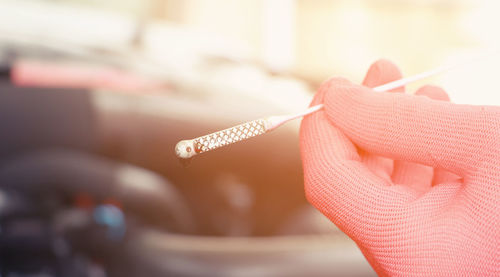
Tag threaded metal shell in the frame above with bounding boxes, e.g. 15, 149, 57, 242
193, 119, 267, 154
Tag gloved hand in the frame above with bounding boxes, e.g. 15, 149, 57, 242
300, 60, 499, 276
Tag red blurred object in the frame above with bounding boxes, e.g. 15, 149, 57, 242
102, 198, 123, 210
74, 192, 94, 210
11, 59, 167, 93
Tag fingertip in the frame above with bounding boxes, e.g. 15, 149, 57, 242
311, 77, 352, 106
415, 85, 450, 101
324, 82, 366, 108
363, 59, 403, 92
323, 82, 371, 133
321, 77, 352, 92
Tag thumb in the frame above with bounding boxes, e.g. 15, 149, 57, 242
301, 78, 416, 238
323, 81, 500, 177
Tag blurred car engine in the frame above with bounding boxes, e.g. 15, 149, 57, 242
0, 1, 375, 276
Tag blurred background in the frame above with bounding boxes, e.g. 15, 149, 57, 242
0, 0, 498, 276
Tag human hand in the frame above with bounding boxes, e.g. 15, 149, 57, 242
300, 60, 499, 276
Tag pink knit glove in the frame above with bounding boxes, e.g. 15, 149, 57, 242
300, 60, 499, 276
